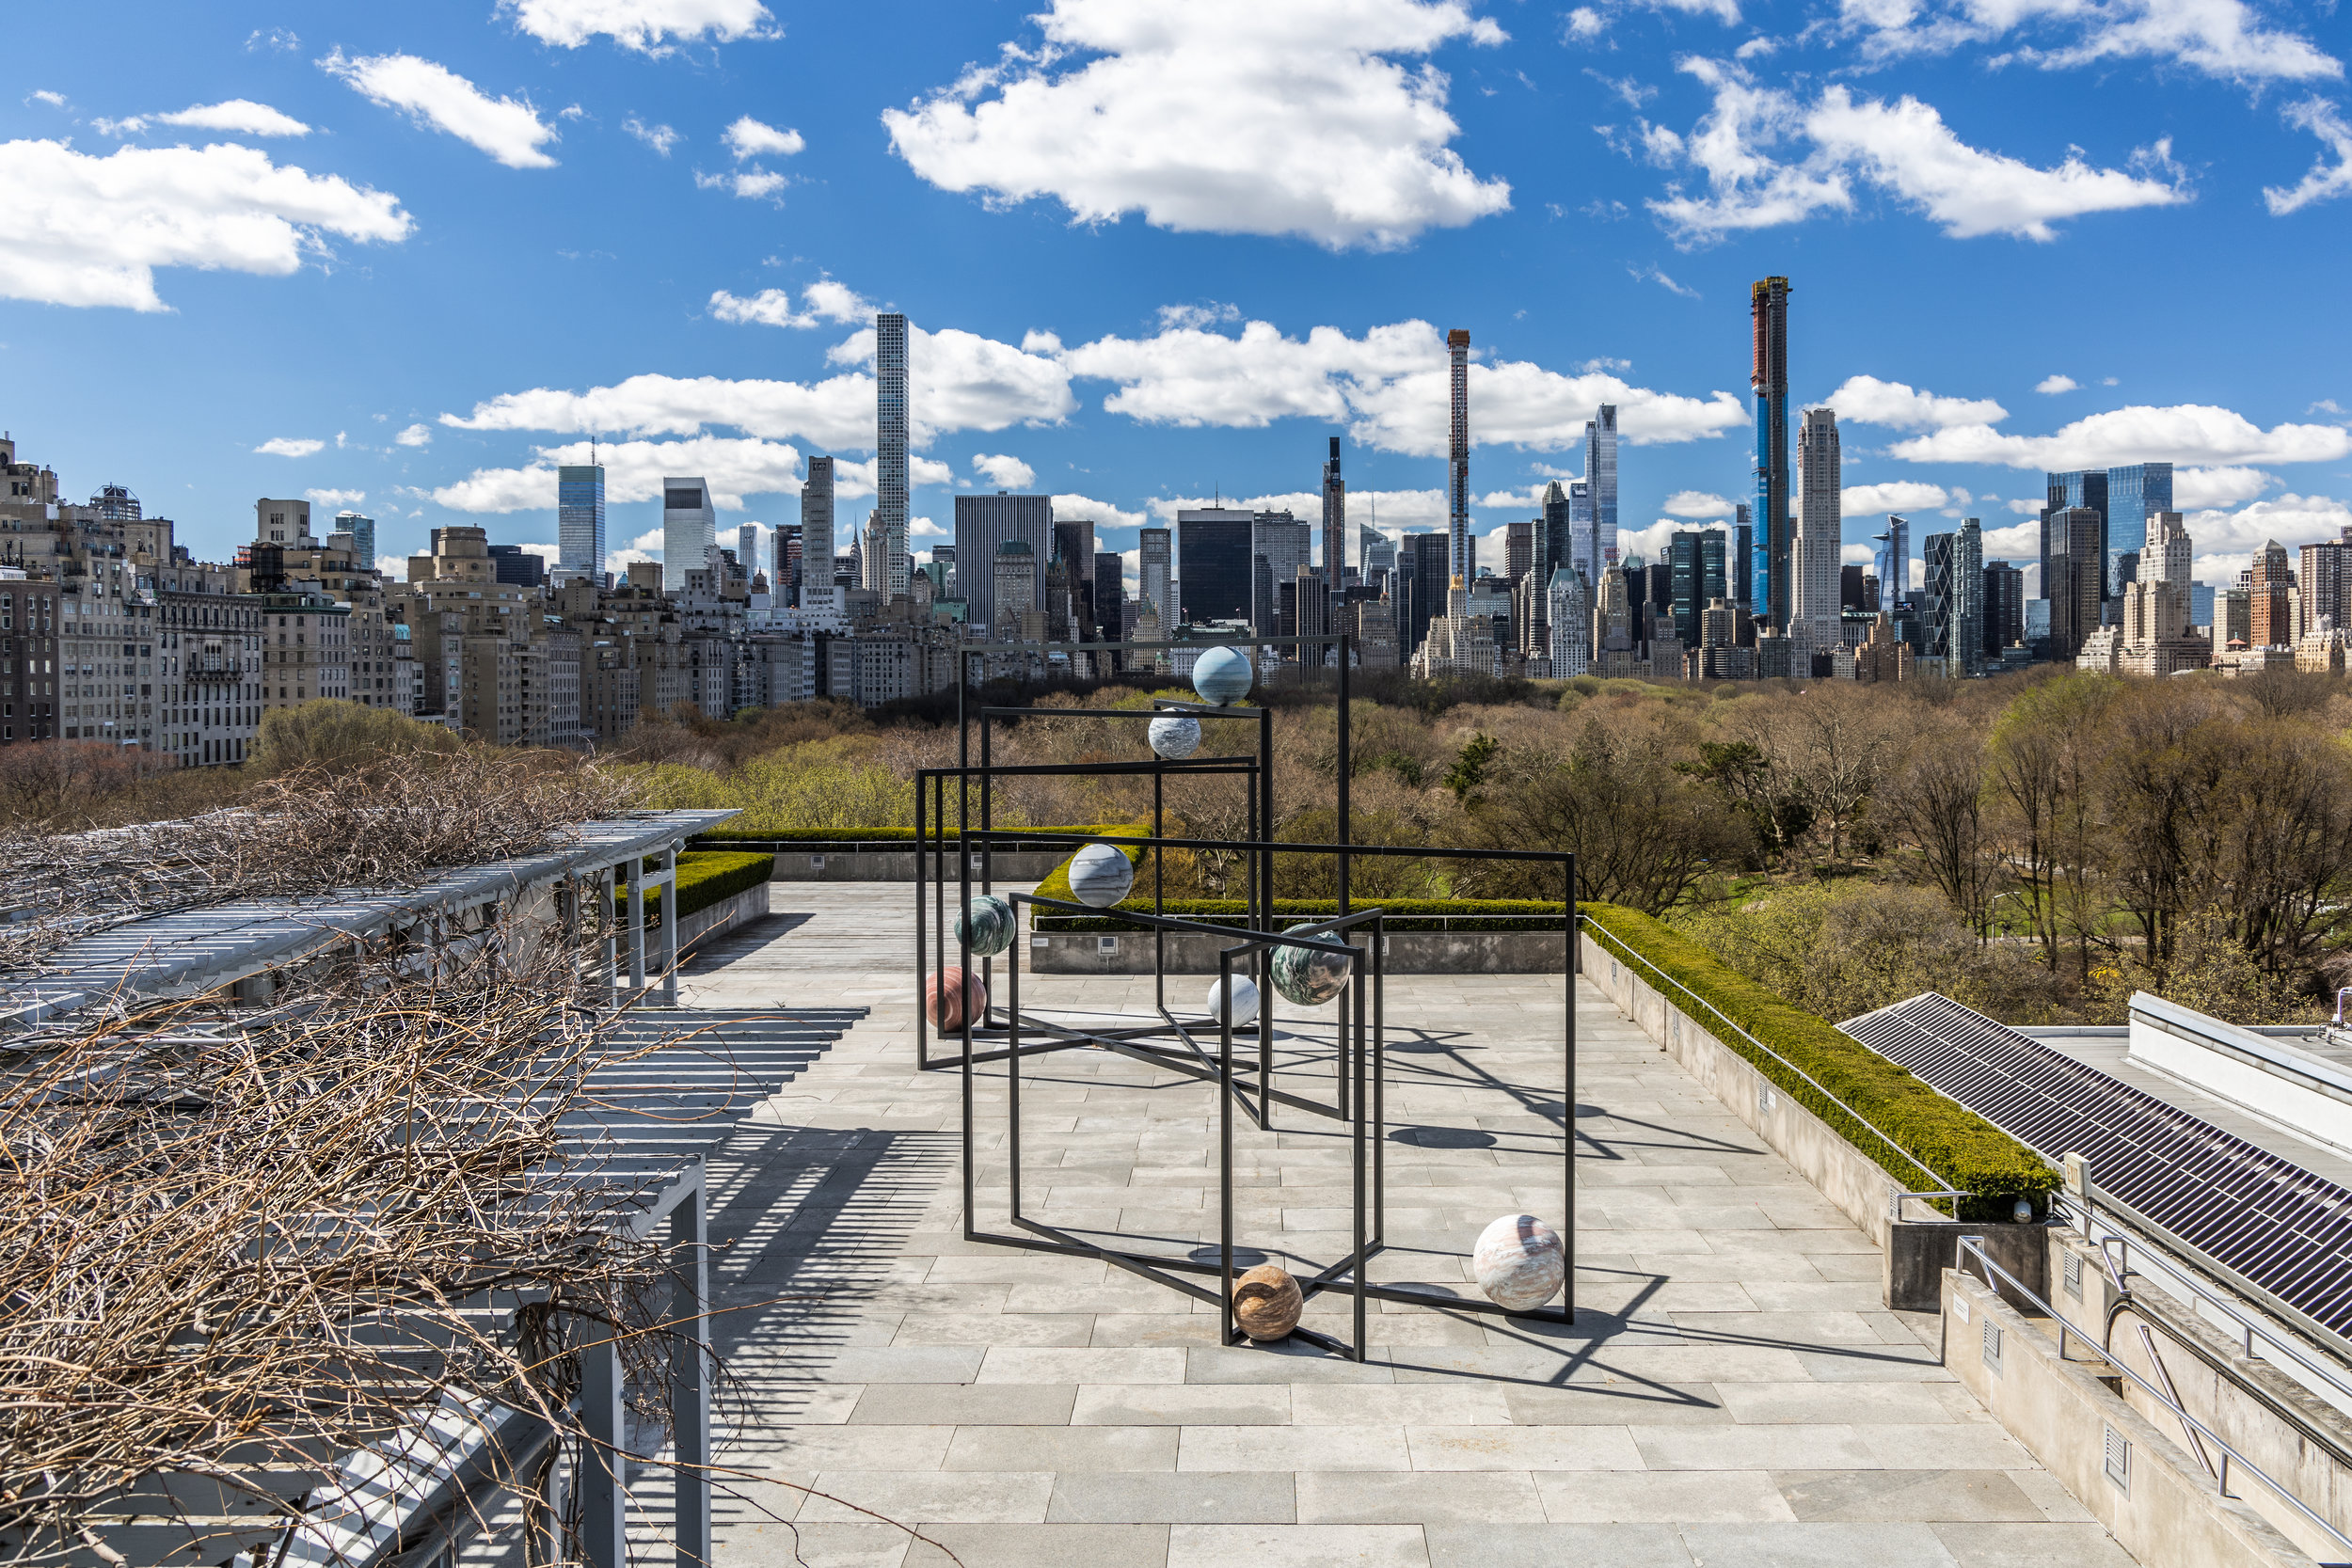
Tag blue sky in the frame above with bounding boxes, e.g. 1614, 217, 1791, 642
5, 0, 2350, 591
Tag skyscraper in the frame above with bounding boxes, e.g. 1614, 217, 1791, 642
1733, 503, 1754, 610
1447, 329, 1471, 586
2105, 463, 2172, 597
1178, 508, 1255, 625
874, 311, 911, 600
1983, 561, 2026, 654
1583, 404, 1618, 573
1568, 481, 1595, 582
1873, 515, 1911, 602
954, 492, 1053, 634
336, 510, 376, 569
1139, 527, 1172, 619
558, 463, 606, 576
2298, 524, 2352, 632
1093, 551, 1126, 642
2042, 469, 2108, 614
1359, 524, 1396, 592
2046, 505, 2103, 657
1052, 518, 1096, 635
1953, 518, 1983, 674
1403, 531, 1451, 652
802, 458, 835, 611
737, 523, 759, 575
1539, 482, 1570, 581
661, 478, 715, 592
1321, 436, 1346, 592
2251, 539, 2295, 647
1751, 277, 1792, 627
1790, 406, 1842, 666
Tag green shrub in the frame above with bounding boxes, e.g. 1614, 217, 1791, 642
1580, 900, 2057, 1221
614, 850, 775, 927
1036, 898, 1568, 933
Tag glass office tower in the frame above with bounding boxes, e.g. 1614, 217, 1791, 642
558, 464, 606, 576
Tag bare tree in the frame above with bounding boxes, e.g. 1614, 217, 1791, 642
1873, 712, 2002, 935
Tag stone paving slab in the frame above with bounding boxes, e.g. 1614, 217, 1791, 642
667, 885, 2137, 1568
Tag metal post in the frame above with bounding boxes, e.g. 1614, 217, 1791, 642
578, 1320, 626, 1568
1009, 911, 1024, 1222
1565, 853, 1578, 1320
669, 1174, 710, 1568
661, 842, 679, 1006
1153, 765, 1165, 1017
599, 866, 617, 1003
1337, 632, 1350, 918
1219, 950, 1236, 1347
627, 856, 645, 995
916, 773, 929, 1068
1350, 952, 1368, 1361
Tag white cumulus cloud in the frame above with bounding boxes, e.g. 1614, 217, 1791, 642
435, 436, 807, 514
2174, 466, 2275, 509
156, 100, 311, 136
1825, 374, 2007, 430
395, 422, 433, 447
255, 436, 326, 457
1662, 489, 1737, 516
1836, 0, 2339, 85
973, 452, 1038, 490
2034, 373, 2079, 394
1050, 493, 1150, 531
624, 115, 680, 155
1645, 59, 2186, 244
882, 0, 1513, 249
306, 487, 367, 507
1886, 403, 2352, 470
723, 115, 803, 160
502, 0, 776, 51
322, 49, 560, 169
0, 139, 410, 310
1842, 480, 1948, 514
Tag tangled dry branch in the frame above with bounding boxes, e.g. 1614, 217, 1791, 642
0, 928, 692, 1568
0, 752, 644, 979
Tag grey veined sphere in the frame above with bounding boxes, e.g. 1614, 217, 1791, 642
1471, 1213, 1565, 1311
955, 894, 1016, 958
1147, 714, 1201, 760
1066, 842, 1136, 908
1270, 939, 1350, 1006
1191, 645, 1252, 706
1204, 974, 1260, 1027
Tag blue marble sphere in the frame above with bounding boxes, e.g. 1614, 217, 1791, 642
1204, 974, 1260, 1028
1066, 842, 1136, 909
1148, 714, 1202, 760
1472, 1213, 1565, 1311
1192, 646, 1253, 706
1270, 938, 1350, 1006
955, 893, 1016, 958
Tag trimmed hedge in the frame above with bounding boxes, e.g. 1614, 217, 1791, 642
615, 851, 776, 927
1580, 901, 2057, 1221
691, 822, 1143, 848
1037, 898, 1568, 933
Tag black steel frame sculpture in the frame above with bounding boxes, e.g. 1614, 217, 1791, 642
911, 634, 1580, 1361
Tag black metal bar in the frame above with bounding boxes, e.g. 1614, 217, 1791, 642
1565, 852, 1579, 1320
916, 762, 928, 1069
1351, 946, 1368, 1361
1220, 948, 1237, 1348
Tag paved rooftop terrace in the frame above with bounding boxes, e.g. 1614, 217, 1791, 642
669, 885, 2136, 1568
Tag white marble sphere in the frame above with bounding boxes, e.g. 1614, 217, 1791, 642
1192, 646, 1253, 706
1066, 842, 1136, 909
1471, 1213, 1565, 1312
954, 894, 1016, 958
1204, 974, 1260, 1028
1148, 714, 1202, 760
1270, 940, 1350, 1007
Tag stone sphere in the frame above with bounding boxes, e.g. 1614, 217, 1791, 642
1066, 842, 1136, 909
1472, 1213, 1565, 1312
923, 966, 988, 1032
1204, 974, 1260, 1028
1270, 939, 1350, 1007
1232, 1263, 1303, 1340
1192, 646, 1253, 706
954, 894, 1016, 958
1148, 714, 1202, 760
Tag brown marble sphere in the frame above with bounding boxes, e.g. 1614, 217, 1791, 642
1232, 1263, 1303, 1340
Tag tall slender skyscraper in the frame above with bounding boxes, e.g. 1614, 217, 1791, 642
1321, 436, 1346, 592
875, 311, 910, 600
1447, 329, 1471, 587
1540, 482, 1571, 580
1873, 515, 1911, 601
661, 478, 715, 591
1733, 503, 1754, 610
802, 457, 835, 611
1583, 404, 1618, 571
1569, 481, 1595, 583
1790, 407, 1843, 666
1751, 277, 1792, 628
1138, 527, 1172, 620
558, 463, 606, 576
2105, 463, 2172, 598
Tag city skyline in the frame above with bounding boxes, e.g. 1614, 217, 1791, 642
3, 2, 2349, 597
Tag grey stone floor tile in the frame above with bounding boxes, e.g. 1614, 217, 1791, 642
1184, 1346, 1398, 1384
943, 1424, 1179, 1471
894, 1313, 1095, 1347
798, 1470, 1057, 1525
1072, 1384, 1294, 1426
1774, 1470, 2047, 1523
1296, 1470, 1546, 1525
2003, 1466, 2097, 1523
1177, 1424, 1412, 1472
1634, 1423, 1879, 1471
901, 1524, 1170, 1568
1048, 1471, 1295, 1524
1675, 1521, 1963, 1566
1404, 1424, 1644, 1470
1423, 1522, 1692, 1568
1502, 1381, 1729, 1425
1287, 1385, 1516, 1426
982, 1347, 1189, 1384
1165, 1524, 1427, 1568
1534, 1469, 1795, 1524
1714, 1382, 1961, 1425
720, 1519, 911, 1568
851, 1385, 1076, 1425
1929, 1522, 2138, 1566
771, 1425, 957, 1469
820, 1348, 988, 1385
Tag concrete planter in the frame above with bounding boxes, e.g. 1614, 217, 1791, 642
1026, 928, 1568, 975
1581, 931, 2047, 1309
674, 883, 770, 951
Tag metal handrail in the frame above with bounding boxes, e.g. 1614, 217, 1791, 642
1580, 916, 1965, 1205
2058, 1196, 2352, 1420
1955, 1235, 2352, 1561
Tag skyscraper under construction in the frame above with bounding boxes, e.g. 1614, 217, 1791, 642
1752, 277, 1792, 631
